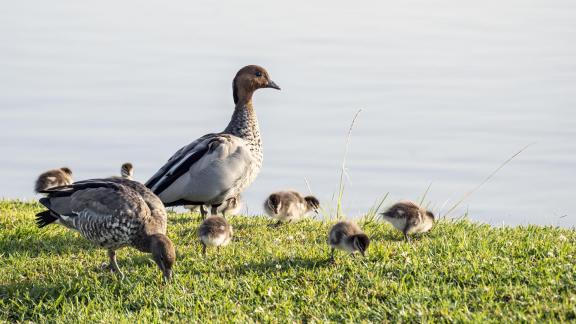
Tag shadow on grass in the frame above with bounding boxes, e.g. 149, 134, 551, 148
231, 256, 331, 275
0, 234, 94, 257
168, 215, 202, 225
369, 230, 402, 242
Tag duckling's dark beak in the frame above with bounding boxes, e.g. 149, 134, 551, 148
266, 80, 281, 90
360, 250, 366, 257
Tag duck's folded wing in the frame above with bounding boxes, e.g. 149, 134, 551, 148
146, 134, 253, 200
39, 181, 149, 231
145, 134, 215, 192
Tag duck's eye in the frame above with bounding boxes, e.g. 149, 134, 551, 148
255, 71, 262, 77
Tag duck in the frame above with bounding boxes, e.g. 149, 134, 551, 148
35, 178, 175, 281
263, 191, 320, 226
380, 200, 435, 242
185, 195, 243, 218
328, 221, 370, 262
145, 65, 280, 218
120, 162, 134, 180
198, 215, 233, 255
34, 167, 73, 193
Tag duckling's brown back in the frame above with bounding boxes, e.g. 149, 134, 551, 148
35, 168, 73, 193
199, 216, 231, 237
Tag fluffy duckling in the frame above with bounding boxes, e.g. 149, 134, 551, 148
145, 65, 280, 219
381, 200, 435, 242
120, 162, 134, 180
36, 179, 175, 281
328, 221, 370, 261
264, 191, 320, 225
198, 215, 233, 255
34, 167, 73, 193
217, 195, 243, 216
185, 195, 243, 218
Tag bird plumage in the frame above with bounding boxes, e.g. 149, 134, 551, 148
185, 195, 243, 218
380, 200, 435, 242
264, 191, 319, 225
146, 65, 280, 219
328, 221, 370, 261
34, 167, 73, 193
198, 215, 233, 255
121, 162, 134, 180
36, 178, 175, 280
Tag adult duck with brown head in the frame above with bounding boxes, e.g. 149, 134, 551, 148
146, 65, 280, 218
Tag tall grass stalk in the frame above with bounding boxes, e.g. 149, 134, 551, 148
442, 143, 534, 218
360, 193, 389, 224
335, 109, 362, 220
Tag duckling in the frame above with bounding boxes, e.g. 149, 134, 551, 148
120, 162, 134, 180
36, 178, 175, 281
34, 167, 73, 193
216, 195, 243, 216
198, 215, 233, 255
380, 200, 435, 242
185, 195, 243, 218
263, 191, 320, 226
328, 221, 370, 262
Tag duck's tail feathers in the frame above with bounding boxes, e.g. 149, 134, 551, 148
36, 210, 59, 228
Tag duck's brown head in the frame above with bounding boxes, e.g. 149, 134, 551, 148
150, 234, 176, 282
233, 65, 280, 105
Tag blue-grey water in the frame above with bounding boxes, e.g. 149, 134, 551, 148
1, 0, 575, 226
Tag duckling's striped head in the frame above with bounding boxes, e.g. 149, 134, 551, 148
351, 234, 370, 257
233, 65, 280, 104
60, 167, 72, 176
265, 193, 281, 214
425, 210, 435, 221
121, 162, 133, 179
304, 196, 320, 212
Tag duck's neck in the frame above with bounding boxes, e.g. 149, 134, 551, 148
223, 102, 262, 154
134, 234, 153, 253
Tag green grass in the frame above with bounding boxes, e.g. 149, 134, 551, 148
1, 200, 575, 322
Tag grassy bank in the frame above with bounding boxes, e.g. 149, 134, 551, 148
1, 200, 575, 322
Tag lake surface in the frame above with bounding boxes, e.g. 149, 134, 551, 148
1, 0, 575, 226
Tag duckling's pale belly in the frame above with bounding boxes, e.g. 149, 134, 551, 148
200, 233, 231, 247
269, 202, 308, 222
382, 216, 407, 232
332, 242, 358, 254
407, 219, 434, 234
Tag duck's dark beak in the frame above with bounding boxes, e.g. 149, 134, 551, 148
360, 250, 366, 257
267, 80, 281, 90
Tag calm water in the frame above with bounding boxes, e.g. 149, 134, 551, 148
1, 0, 575, 226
